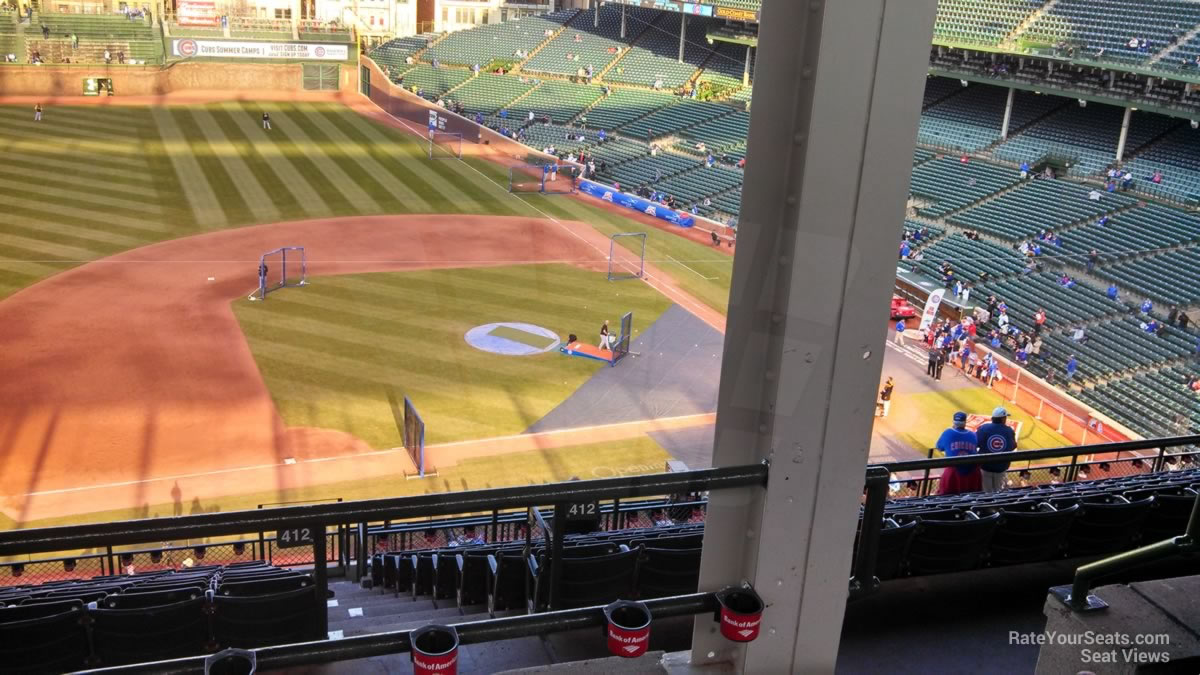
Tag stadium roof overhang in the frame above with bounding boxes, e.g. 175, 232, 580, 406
706, 27, 757, 48
603, 0, 760, 24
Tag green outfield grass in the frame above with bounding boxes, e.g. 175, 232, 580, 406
890, 387, 1072, 458
0, 435, 672, 542
232, 264, 671, 447
0, 102, 732, 315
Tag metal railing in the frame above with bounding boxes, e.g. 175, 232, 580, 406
0, 465, 768, 642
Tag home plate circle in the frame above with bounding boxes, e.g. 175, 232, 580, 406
465, 322, 560, 356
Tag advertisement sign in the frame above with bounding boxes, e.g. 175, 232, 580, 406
171, 39, 349, 61
428, 109, 438, 131
177, 0, 219, 27
714, 6, 759, 21
577, 179, 696, 227
918, 287, 945, 331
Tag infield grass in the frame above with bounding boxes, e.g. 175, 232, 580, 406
232, 264, 672, 447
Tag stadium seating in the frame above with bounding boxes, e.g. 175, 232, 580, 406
580, 88, 676, 130
618, 99, 733, 140
975, 272, 1125, 333
33, 12, 162, 64
394, 64, 473, 97
522, 123, 603, 155
931, 0, 1041, 46
444, 73, 536, 115
675, 110, 750, 159
369, 34, 439, 81
423, 10, 576, 67
0, 12, 19, 63
1080, 366, 1200, 438
505, 80, 605, 124
992, 105, 1179, 177
1118, 126, 1200, 205
1039, 315, 1195, 381
1050, 203, 1200, 275
0, 563, 318, 671
918, 84, 1067, 151
908, 156, 1023, 218
1098, 248, 1200, 307
521, 5, 655, 78
695, 40, 752, 99
912, 233, 1027, 283
606, 151, 698, 189
1019, 0, 1200, 66
948, 179, 1137, 240
603, 11, 713, 89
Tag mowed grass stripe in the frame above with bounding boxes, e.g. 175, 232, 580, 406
0, 192, 168, 234
0, 109, 145, 144
252, 102, 379, 213
189, 108, 281, 224
419, 147, 522, 216
1, 198, 162, 242
0, 137, 151, 170
0, 174, 162, 216
170, 109, 252, 225
150, 108, 228, 227
0, 229, 114, 262
211, 104, 332, 219
1, 216, 144, 249
0, 159, 158, 198
319, 109, 449, 213
292, 105, 431, 212
29, 105, 157, 133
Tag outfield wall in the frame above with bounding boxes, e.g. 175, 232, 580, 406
0, 62, 358, 96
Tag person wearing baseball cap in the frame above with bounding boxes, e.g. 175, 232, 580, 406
936, 411, 981, 495
976, 406, 1017, 492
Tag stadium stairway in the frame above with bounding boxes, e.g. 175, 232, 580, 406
325, 580, 503, 639
511, 11, 578, 70
999, 0, 1063, 49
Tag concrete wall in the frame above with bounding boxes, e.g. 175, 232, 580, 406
0, 62, 357, 96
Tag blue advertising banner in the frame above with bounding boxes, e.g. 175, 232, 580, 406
577, 179, 696, 228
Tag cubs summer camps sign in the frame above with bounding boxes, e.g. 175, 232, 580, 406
171, 39, 349, 61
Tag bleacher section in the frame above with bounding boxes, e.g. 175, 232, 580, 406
931, 0, 1041, 46
522, 124, 602, 155
0, 12, 19, 62
618, 99, 732, 140
913, 233, 1028, 283
33, 12, 161, 64
394, 64, 473, 97
1119, 126, 1200, 205
909, 156, 1023, 218
1099, 249, 1200, 307
521, 6, 654, 78
675, 110, 749, 160
1052, 204, 1200, 272
696, 40, 752, 96
444, 73, 535, 116
423, 10, 576, 67
0, 562, 317, 671
580, 87, 676, 129
1081, 367, 1200, 437
992, 105, 1181, 177
1041, 315, 1195, 381
948, 179, 1137, 240
369, 34, 438, 80
918, 83, 1067, 151
977, 273, 1125, 333
506, 80, 605, 124
1020, 0, 1200, 66
604, 11, 713, 89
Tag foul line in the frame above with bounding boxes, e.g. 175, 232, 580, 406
666, 254, 718, 280
7, 413, 716, 499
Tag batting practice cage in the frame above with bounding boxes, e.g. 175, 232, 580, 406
404, 396, 427, 477
608, 232, 647, 281
508, 163, 574, 194
428, 131, 463, 160
255, 246, 308, 300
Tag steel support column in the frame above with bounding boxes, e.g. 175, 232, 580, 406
1001, 86, 1015, 139
687, 0, 937, 671
1115, 106, 1133, 161
593, 0, 598, 28
743, 45, 752, 87
620, 3, 626, 39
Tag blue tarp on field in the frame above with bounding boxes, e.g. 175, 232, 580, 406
577, 179, 696, 227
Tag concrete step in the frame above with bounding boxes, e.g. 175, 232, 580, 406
335, 606, 469, 636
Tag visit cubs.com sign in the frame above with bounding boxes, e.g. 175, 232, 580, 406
172, 39, 349, 61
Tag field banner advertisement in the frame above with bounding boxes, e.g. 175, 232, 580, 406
171, 39, 349, 61
918, 287, 945, 331
177, 0, 219, 27
578, 179, 696, 228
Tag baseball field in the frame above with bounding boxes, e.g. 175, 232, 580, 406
0, 94, 1080, 533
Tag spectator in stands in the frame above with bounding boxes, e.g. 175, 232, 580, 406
1141, 299, 1153, 314
1128, 37, 1139, 49
473, 63, 480, 75
474, 111, 484, 125
936, 412, 981, 495
1169, 306, 1180, 325
653, 77, 664, 90
997, 308, 1010, 333
1188, 375, 1200, 393
431, 57, 440, 68
453, 526, 485, 547
986, 354, 1000, 387
900, 240, 911, 260
1034, 308, 1047, 329
40, 23, 48, 39
421, 529, 440, 548
1071, 326, 1087, 343
1088, 188, 1102, 201
1121, 171, 1134, 190
1058, 274, 1075, 289
650, 509, 674, 528
1152, 169, 1163, 184
1143, 318, 1160, 334
70, 32, 78, 49
598, 129, 606, 142
1180, 312, 1191, 330
1087, 249, 1099, 273
894, 318, 906, 346
405, 55, 414, 65
104, 49, 112, 64
649, 144, 659, 156
1066, 355, 1078, 381
976, 407, 1016, 492
1015, 344, 1028, 365
1107, 283, 1119, 301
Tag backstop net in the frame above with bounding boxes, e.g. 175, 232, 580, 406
256, 246, 307, 300
428, 131, 463, 160
608, 232, 647, 281
404, 396, 427, 477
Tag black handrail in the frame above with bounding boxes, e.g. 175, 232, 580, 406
850, 466, 891, 598
0, 464, 769, 557
76, 592, 719, 674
